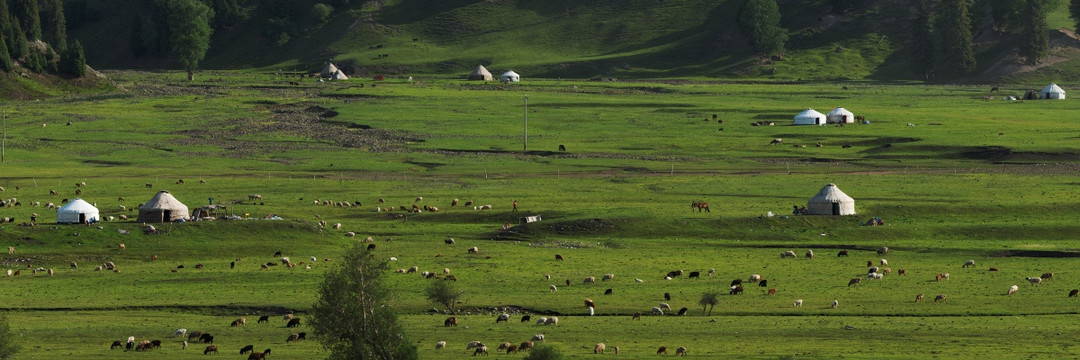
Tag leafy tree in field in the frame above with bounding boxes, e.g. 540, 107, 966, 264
0, 315, 17, 359
311, 3, 334, 25
911, 0, 936, 78
1020, 0, 1049, 64
1072, 0, 1080, 31
737, 0, 788, 57
11, 0, 40, 40
167, 0, 214, 81
699, 292, 720, 315
0, 37, 11, 72
42, 0, 67, 52
310, 242, 418, 360
63, 40, 86, 77
936, 0, 976, 75
523, 345, 565, 360
425, 278, 465, 313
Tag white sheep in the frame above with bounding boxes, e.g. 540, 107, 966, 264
781, 250, 797, 258
749, 274, 762, 282
794, 299, 803, 307
310, 256, 317, 263
1026, 277, 1042, 285
345, 232, 355, 237
659, 302, 672, 311
963, 260, 976, 268
584, 276, 595, 284
549, 284, 557, 292
536, 317, 548, 325
443, 268, 450, 274
831, 300, 838, 308
867, 272, 884, 280
389, 257, 397, 261
544, 316, 558, 326
806, 249, 814, 259
435, 341, 446, 349
1007, 285, 1018, 295
407, 266, 418, 273
708, 269, 715, 276
880, 259, 888, 266
635, 278, 644, 283
588, 307, 595, 316
332, 223, 342, 229
601, 273, 615, 281
174, 329, 187, 338
531, 334, 545, 342
652, 307, 664, 315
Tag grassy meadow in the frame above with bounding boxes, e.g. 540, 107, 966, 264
1, 73, 1080, 359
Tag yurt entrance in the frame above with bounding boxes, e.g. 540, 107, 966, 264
163, 210, 171, 222
79, 214, 86, 224
832, 203, 841, 215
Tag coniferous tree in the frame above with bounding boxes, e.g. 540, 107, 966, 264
1020, 0, 1049, 64
0, 1, 11, 59
42, 0, 67, 52
936, 0, 976, 75
0, 37, 12, 72
1071, 0, 1080, 32
12, 19, 28, 62
11, 0, 41, 40
63, 39, 85, 77
911, 0, 936, 78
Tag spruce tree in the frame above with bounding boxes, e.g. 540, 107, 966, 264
42, 0, 67, 52
936, 0, 977, 75
910, 0, 936, 78
64, 39, 85, 77
12, 19, 28, 62
0, 37, 12, 72
1020, 0, 1048, 65
1071, 0, 1080, 32
11, 0, 41, 40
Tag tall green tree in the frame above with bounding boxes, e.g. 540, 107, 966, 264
910, 0, 936, 79
698, 292, 719, 315
12, 19, 28, 62
0, 37, 11, 72
167, 0, 214, 81
1020, 0, 1049, 64
11, 0, 40, 40
936, 0, 977, 75
63, 39, 85, 77
1073, 0, 1080, 31
310, 242, 418, 360
0, 315, 19, 359
737, 0, 788, 57
42, 0, 67, 52
425, 279, 465, 313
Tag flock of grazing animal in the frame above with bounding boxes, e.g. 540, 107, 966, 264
108, 314, 303, 358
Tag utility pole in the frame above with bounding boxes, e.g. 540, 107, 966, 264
2, 111, 6, 163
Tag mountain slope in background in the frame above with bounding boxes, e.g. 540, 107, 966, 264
65, 0, 1080, 82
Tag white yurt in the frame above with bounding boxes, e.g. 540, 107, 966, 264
826, 107, 855, 124
138, 191, 190, 223
468, 65, 493, 81
1041, 83, 1065, 99
793, 109, 827, 125
331, 70, 348, 80
807, 183, 856, 216
56, 198, 100, 224
500, 70, 520, 82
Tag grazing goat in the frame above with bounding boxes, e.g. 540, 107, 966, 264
664, 292, 671, 301
759, 279, 768, 287
652, 307, 664, 316
729, 285, 744, 295
201, 334, 214, 344
749, 274, 762, 282
531, 334, 545, 342
203, 345, 218, 354
832, 300, 839, 309
688, 271, 700, 279
633, 312, 642, 320
730, 279, 743, 287
585, 299, 595, 309
544, 316, 558, 326
505, 344, 518, 354
602, 273, 615, 281
768, 288, 777, 295
677, 307, 688, 315
519, 341, 534, 351
880, 259, 888, 266
111, 340, 123, 349
555, 253, 563, 260
247, 349, 271, 360
594, 343, 606, 354
963, 260, 975, 268
287, 333, 301, 342
805, 249, 814, 259
769, 138, 783, 145
584, 276, 595, 284
604, 288, 613, 295
467, 246, 479, 254
549, 284, 557, 292
466, 341, 485, 351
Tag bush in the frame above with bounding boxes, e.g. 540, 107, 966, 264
310, 3, 334, 25
523, 345, 563, 360
0, 315, 19, 360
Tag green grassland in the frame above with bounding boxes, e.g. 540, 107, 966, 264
2, 74, 1080, 358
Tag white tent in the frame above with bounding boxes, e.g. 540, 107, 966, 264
1041, 83, 1065, 99
138, 191, 190, 223
806, 183, 856, 216
500, 70, 520, 82
468, 65, 493, 81
793, 109, 827, 125
320, 63, 339, 78
826, 107, 855, 124
57, 198, 100, 224
331, 70, 348, 80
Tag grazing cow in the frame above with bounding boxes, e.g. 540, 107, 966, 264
520, 315, 531, 323
188, 331, 203, 341
652, 307, 663, 316
248, 349, 271, 360
880, 259, 888, 266
506, 344, 519, 354
559, 144, 566, 152
963, 260, 975, 268
519, 341, 534, 352
667, 270, 684, 278
676, 347, 688, 356
594, 343, 606, 354
231, 317, 246, 327
749, 274, 762, 282
287, 318, 302, 327
1069, 289, 1079, 297
174, 329, 187, 338
770, 138, 783, 145
203, 345, 218, 354
989, 267, 999, 271
934, 294, 946, 302
991, 86, 1000, 92
545, 316, 558, 326
444, 317, 457, 327
837, 250, 848, 257
201, 334, 214, 344
657, 346, 668, 355
549, 284, 557, 292
831, 300, 839, 309
691, 201, 710, 213
898, 269, 906, 276
664, 292, 671, 301
584, 276, 596, 284
467, 246, 479, 254
240, 345, 254, 354
602, 273, 615, 281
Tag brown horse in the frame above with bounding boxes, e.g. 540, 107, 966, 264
691, 201, 710, 213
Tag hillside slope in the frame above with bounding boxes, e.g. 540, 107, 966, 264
66, 0, 1080, 82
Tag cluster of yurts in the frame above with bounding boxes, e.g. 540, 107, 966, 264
55, 191, 191, 224
317, 62, 520, 83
